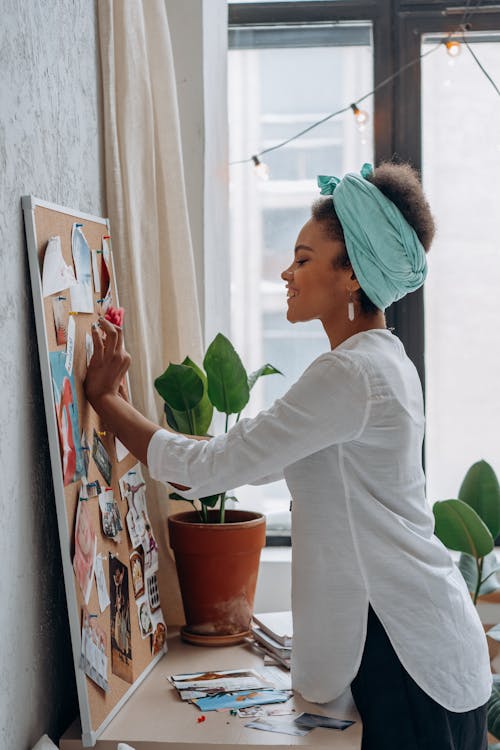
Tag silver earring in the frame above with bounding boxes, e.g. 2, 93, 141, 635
348, 291, 355, 322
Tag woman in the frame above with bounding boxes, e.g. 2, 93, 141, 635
85, 162, 491, 749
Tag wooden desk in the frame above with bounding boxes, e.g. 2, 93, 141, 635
60, 632, 361, 750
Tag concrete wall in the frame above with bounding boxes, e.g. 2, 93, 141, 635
0, 1, 104, 747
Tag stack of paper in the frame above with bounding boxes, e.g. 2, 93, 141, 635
168, 669, 292, 711
251, 611, 293, 670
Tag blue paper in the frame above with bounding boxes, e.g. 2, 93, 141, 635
192, 689, 292, 712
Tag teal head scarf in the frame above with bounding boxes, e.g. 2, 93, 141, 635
317, 164, 427, 311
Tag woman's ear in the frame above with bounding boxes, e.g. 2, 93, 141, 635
347, 271, 361, 293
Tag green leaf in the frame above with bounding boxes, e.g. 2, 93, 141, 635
163, 402, 180, 431
154, 363, 204, 412
169, 492, 187, 501
248, 363, 283, 391
203, 333, 250, 415
180, 357, 214, 435
458, 551, 500, 595
164, 402, 193, 434
488, 676, 500, 741
459, 460, 500, 540
433, 499, 494, 558
199, 494, 221, 509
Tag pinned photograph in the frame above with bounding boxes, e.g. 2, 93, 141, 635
130, 550, 144, 598
98, 489, 122, 539
125, 508, 145, 549
146, 570, 160, 612
143, 523, 159, 574
70, 223, 94, 313
100, 236, 112, 311
119, 466, 149, 548
80, 607, 109, 692
92, 430, 112, 486
49, 351, 85, 486
136, 594, 153, 639
119, 466, 146, 516
109, 556, 133, 683
52, 296, 68, 345
42, 235, 77, 297
151, 608, 167, 656
73, 499, 97, 604
94, 554, 110, 612
81, 430, 90, 477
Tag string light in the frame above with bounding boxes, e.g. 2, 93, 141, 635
230, 12, 497, 171
350, 103, 370, 131
252, 155, 270, 180
445, 39, 462, 57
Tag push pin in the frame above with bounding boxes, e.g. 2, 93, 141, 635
57, 296, 66, 301
229, 709, 238, 716
197, 715, 206, 723
68, 311, 79, 316
97, 431, 106, 437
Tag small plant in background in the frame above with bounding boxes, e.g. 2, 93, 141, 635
433, 460, 500, 743
154, 333, 282, 523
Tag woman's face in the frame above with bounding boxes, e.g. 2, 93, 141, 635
281, 218, 352, 327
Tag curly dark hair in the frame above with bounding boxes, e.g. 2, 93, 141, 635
311, 161, 436, 315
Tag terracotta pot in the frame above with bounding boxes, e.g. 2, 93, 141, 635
168, 509, 266, 645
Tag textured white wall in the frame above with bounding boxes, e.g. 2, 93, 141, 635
0, 1, 104, 747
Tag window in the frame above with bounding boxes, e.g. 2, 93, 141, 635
225, 1, 500, 527
228, 20, 374, 516
422, 31, 500, 503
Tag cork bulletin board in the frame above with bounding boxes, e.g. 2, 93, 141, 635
22, 196, 167, 747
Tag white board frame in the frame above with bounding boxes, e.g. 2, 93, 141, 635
22, 195, 164, 747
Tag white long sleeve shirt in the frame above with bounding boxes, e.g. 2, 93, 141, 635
147, 329, 491, 712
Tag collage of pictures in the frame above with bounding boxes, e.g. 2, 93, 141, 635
42, 221, 167, 693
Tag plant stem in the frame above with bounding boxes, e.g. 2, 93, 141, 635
219, 492, 226, 524
225, 413, 229, 433
187, 408, 195, 436
473, 556, 485, 605
201, 503, 208, 523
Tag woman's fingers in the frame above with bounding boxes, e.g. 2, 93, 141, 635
91, 323, 105, 363
98, 316, 119, 352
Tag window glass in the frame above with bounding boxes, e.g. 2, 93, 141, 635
422, 33, 500, 503
228, 24, 374, 515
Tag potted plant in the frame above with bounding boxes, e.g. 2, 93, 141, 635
154, 333, 282, 645
433, 460, 500, 744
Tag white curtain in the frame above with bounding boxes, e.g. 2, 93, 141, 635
98, 0, 203, 624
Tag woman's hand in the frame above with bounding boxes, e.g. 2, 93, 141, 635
84, 317, 131, 411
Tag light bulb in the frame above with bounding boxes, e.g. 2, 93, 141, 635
252, 155, 270, 180
350, 103, 369, 132
445, 40, 461, 57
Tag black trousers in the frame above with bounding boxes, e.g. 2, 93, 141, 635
350, 606, 488, 750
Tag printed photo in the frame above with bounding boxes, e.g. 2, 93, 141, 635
92, 430, 112, 486
109, 556, 133, 683
49, 351, 85, 486
151, 608, 167, 656
136, 594, 153, 639
130, 550, 144, 598
70, 223, 93, 313
73, 500, 97, 604
79, 607, 109, 692
51, 296, 68, 345
98, 490, 122, 539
